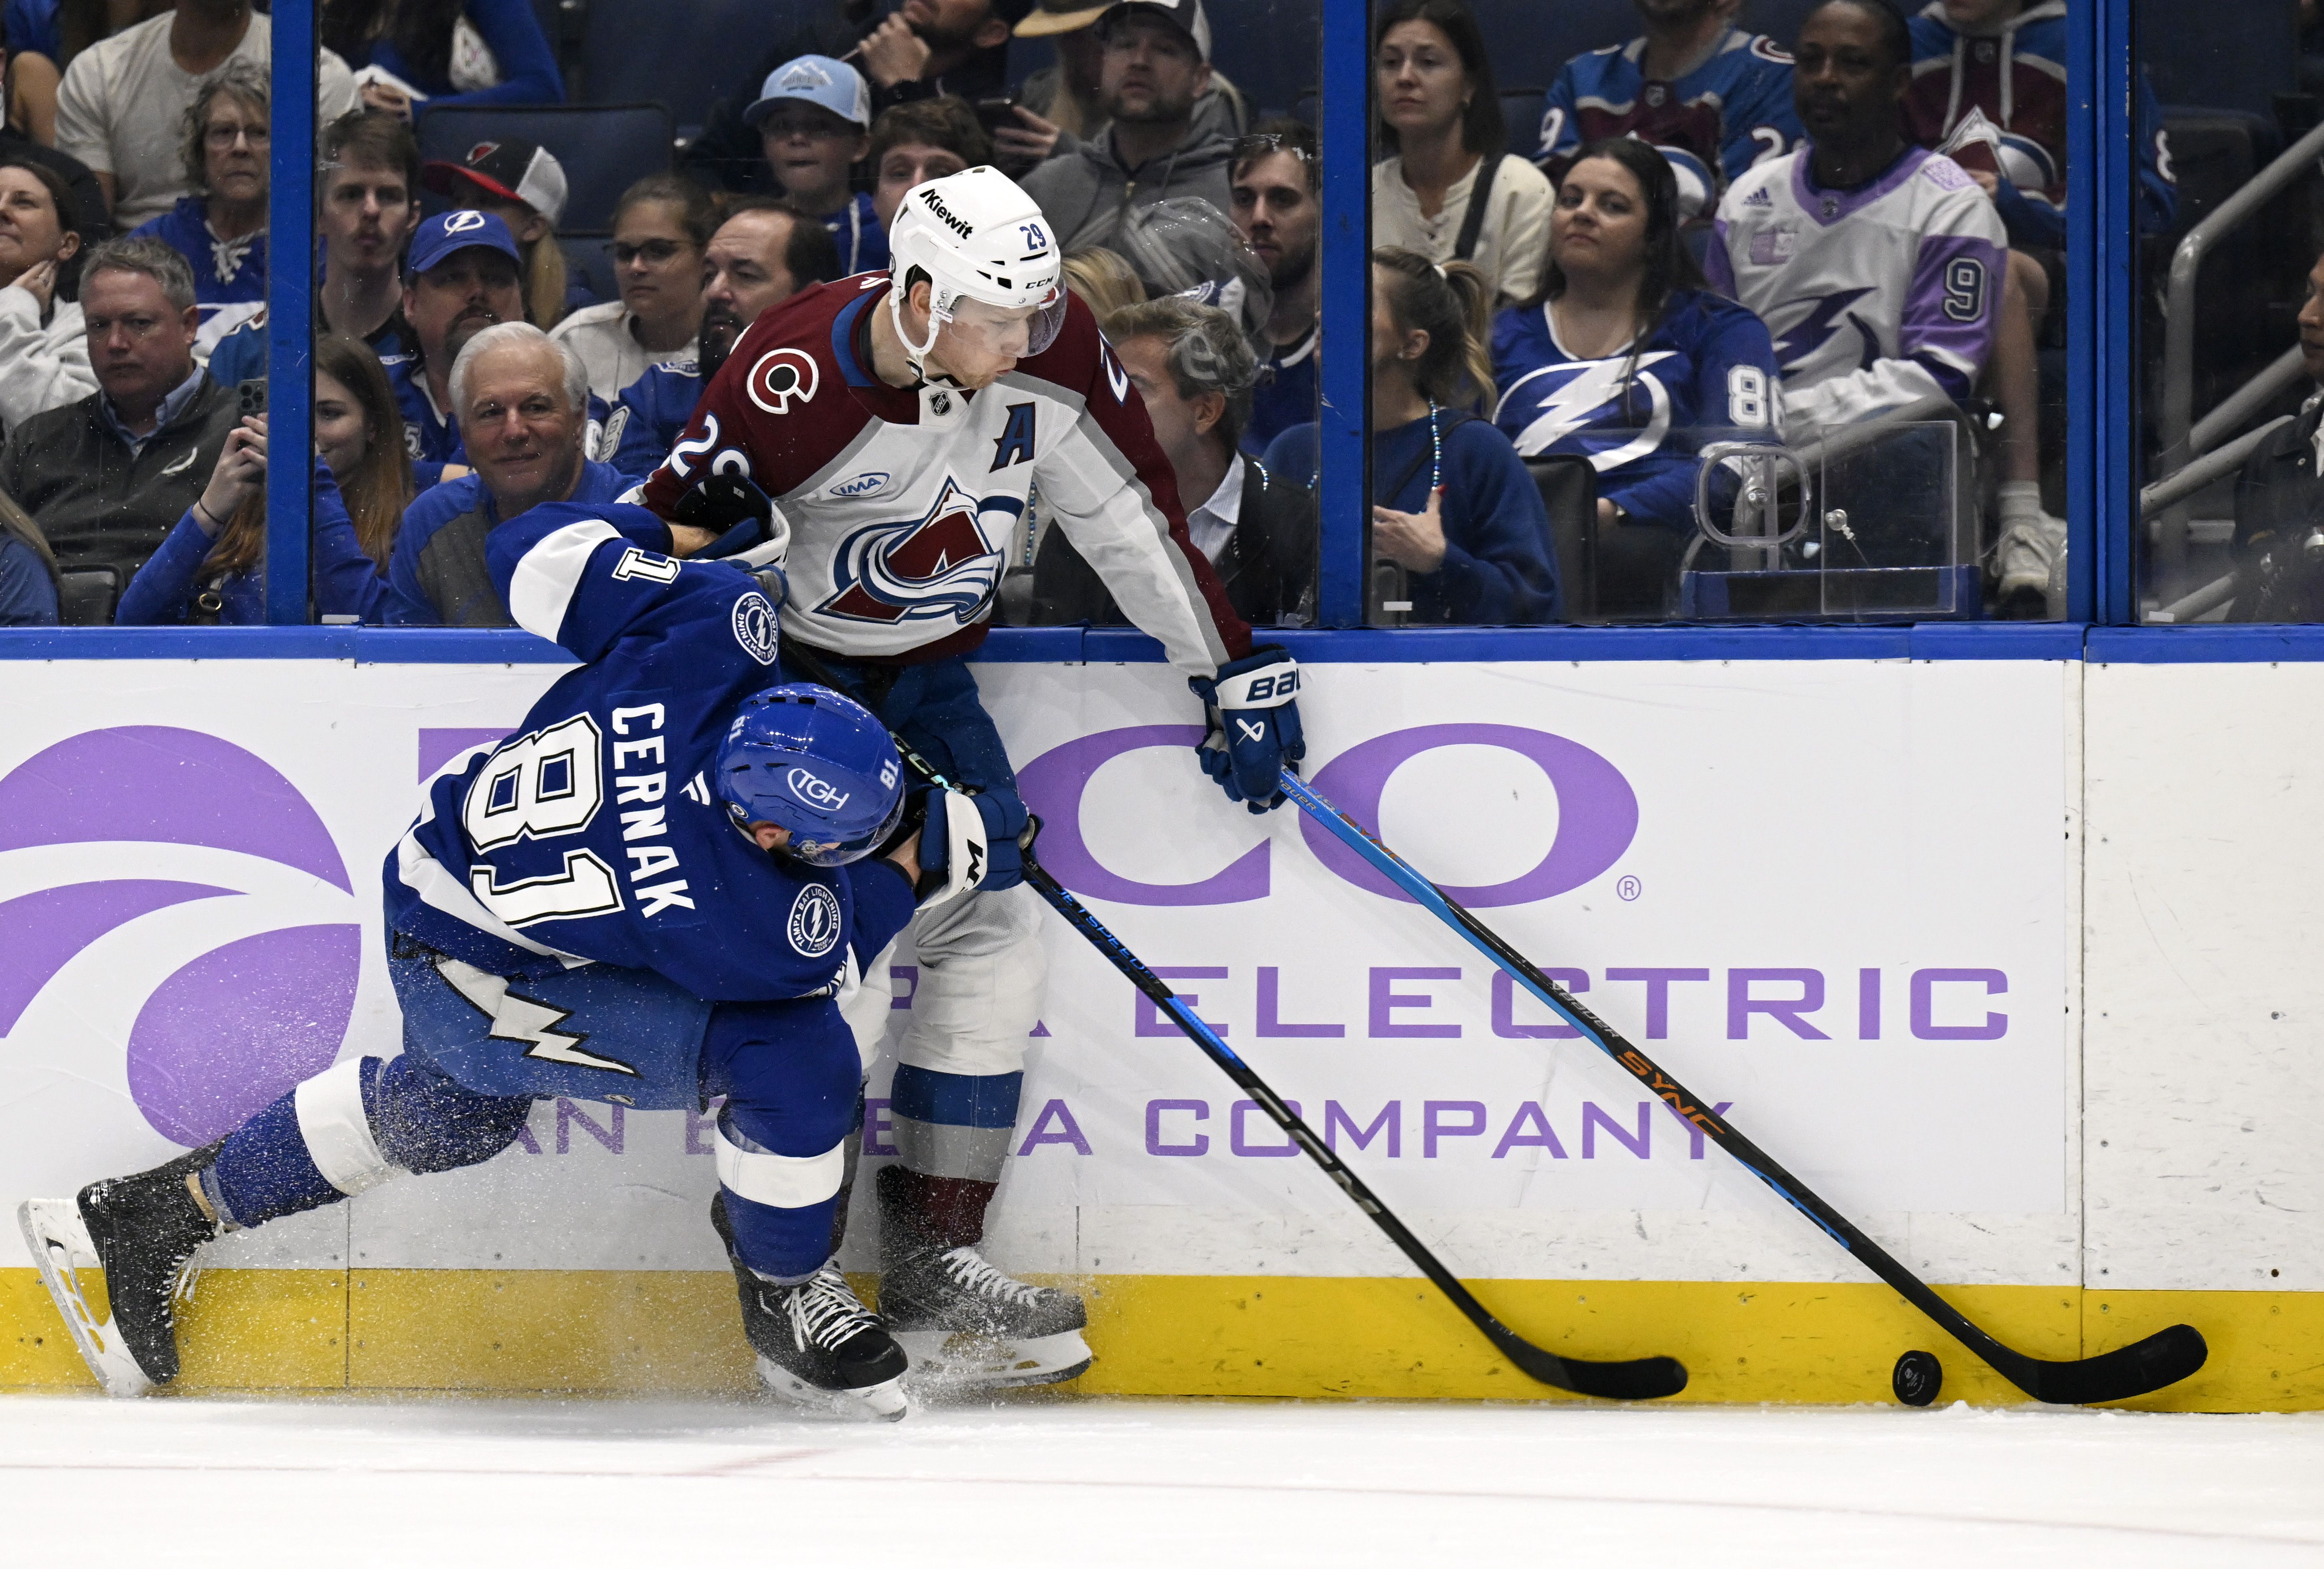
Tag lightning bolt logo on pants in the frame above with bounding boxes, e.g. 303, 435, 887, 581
436, 955, 639, 1076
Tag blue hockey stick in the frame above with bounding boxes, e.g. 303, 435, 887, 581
1279, 767, 2206, 1406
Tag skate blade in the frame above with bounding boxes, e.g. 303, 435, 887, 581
895, 1327, 1093, 1393
753, 1356, 909, 1422
16, 1199, 152, 1398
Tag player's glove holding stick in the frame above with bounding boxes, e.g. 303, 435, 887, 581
677, 472, 793, 606
1189, 645, 1305, 814
907, 785, 1028, 906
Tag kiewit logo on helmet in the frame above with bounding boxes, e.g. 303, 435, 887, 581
920, 189, 975, 238
445, 210, 488, 234
786, 767, 851, 811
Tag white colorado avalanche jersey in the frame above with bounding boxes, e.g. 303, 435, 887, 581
639, 274, 1248, 677
1704, 146, 2006, 432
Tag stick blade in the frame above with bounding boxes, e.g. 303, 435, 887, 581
1501, 1338, 1689, 1401
2019, 1323, 2207, 1405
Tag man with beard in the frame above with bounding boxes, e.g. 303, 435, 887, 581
385, 209, 608, 491
684, 0, 1035, 195
1230, 117, 1319, 458
384, 322, 627, 626
206, 113, 422, 389
1020, 0, 1231, 252
605, 202, 841, 483
1538, 0, 1800, 221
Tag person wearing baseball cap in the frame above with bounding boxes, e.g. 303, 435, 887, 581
1019, 0, 1236, 252
1004, 0, 1246, 173
420, 136, 589, 329
386, 208, 525, 490
743, 55, 888, 277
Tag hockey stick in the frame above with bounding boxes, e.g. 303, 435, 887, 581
784, 662, 1687, 1400
1278, 768, 2207, 1407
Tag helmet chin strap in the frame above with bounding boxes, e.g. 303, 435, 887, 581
889, 281, 946, 382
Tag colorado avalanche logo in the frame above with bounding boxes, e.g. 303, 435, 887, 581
746, 347, 820, 416
816, 476, 1015, 625
0, 727, 359, 1146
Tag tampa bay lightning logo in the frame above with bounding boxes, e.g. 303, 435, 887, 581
787, 883, 842, 958
731, 591, 779, 665
816, 476, 1019, 625
1496, 351, 1677, 469
0, 727, 360, 1146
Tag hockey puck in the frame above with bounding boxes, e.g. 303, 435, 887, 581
1892, 1350, 1942, 1406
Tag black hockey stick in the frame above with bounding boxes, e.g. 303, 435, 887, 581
800, 673, 1686, 1401
1280, 769, 2207, 1406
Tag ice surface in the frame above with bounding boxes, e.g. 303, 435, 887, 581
1, 1393, 2319, 1566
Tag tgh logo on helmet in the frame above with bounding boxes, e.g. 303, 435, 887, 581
787, 767, 851, 811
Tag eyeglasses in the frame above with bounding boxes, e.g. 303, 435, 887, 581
205, 122, 270, 150
614, 239, 693, 265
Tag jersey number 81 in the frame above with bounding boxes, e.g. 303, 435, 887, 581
461, 715, 622, 927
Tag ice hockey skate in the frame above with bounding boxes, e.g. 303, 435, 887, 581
876, 1169, 1091, 1392
18, 1143, 223, 1397
713, 1192, 908, 1419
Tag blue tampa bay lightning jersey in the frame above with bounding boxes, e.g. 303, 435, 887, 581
606, 359, 704, 481
1490, 290, 1782, 529
1537, 26, 1802, 218
384, 501, 917, 1004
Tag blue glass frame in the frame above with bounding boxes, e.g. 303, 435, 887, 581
81, 0, 2176, 660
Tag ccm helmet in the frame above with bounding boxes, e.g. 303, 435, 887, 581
887, 165, 1067, 369
716, 684, 905, 866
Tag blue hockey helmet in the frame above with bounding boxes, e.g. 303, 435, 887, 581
716, 684, 906, 866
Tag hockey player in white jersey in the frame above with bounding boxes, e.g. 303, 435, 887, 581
1704, 0, 2005, 435
638, 165, 1304, 1390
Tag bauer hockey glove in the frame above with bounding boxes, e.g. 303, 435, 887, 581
912, 786, 1027, 908
678, 472, 792, 569
1190, 645, 1305, 814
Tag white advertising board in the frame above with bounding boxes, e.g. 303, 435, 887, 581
0, 656, 2075, 1286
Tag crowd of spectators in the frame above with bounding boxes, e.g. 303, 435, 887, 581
0, 0, 2167, 631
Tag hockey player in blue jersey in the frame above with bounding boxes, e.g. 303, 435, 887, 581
19, 497, 1009, 1418
1536, 0, 1802, 222
1493, 137, 1781, 609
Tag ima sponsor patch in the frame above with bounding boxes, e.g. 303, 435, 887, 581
787, 883, 843, 958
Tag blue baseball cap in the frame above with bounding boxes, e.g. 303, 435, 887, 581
406, 209, 522, 277
743, 55, 873, 130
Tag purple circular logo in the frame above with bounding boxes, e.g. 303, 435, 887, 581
0, 726, 360, 1145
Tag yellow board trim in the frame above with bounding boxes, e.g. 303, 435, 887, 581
5, 1268, 2320, 1410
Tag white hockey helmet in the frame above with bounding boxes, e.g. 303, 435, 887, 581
887, 165, 1067, 367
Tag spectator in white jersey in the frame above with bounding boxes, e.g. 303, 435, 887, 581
1705, 0, 2002, 432
550, 174, 713, 404
0, 155, 94, 432
746, 55, 887, 277
1018, 0, 1235, 253
54, 0, 356, 230
1370, 0, 1553, 311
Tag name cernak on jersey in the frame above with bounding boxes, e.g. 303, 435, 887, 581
818, 476, 1017, 624
461, 702, 698, 929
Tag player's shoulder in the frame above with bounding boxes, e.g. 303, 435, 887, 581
1909, 147, 1983, 201
1016, 288, 1115, 391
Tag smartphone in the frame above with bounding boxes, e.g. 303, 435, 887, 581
973, 94, 1021, 134
236, 378, 267, 418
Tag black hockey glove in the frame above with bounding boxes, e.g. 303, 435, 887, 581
677, 473, 790, 567
1189, 645, 1304, 814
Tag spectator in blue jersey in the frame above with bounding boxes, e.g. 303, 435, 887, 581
321, 0, 562, 117
386, 321, 624, 626
1537, 0, 1801, 223
550, 174, 714, 405
127, 60, 266, 362
388, 206, 522, 489
420, 136, 586, 329
1370, 246, 1559, 625
747, 55, 887, 278
1231, 117, 1319, 459
119, 334, 411, 624
0, 488, 59, 624
607, 201, 839, 483
1493, 138, 1780, 613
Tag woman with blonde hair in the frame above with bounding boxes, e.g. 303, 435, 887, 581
117, 336, 410, 623
1060, 246, 1145, 325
